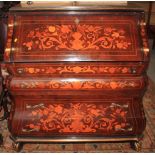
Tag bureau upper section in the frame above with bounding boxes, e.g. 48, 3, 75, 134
4, 9, 149, 62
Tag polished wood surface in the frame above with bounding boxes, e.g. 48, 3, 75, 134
5, 11, 148, 62
9, 97, 145, 137
2, 62, 147, 77
2, 7, 149, 151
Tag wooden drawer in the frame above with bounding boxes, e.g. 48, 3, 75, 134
8, 76, 146, 93
2, 62, 147, 77
8, 97, 146, 137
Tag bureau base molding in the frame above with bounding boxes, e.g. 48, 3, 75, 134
10, 135, 143, 152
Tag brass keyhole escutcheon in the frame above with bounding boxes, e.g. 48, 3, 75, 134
74, 18, 80, 25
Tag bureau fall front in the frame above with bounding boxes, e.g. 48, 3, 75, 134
1, 6, 150, 151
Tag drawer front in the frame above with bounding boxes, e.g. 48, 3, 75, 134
9, 97, 145, 137
3, 62, 146, 77
9, 77, 146, 92
5, 11, 145, 62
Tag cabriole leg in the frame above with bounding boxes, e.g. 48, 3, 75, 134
130, 140, 142, 152
12, 142, 22, 152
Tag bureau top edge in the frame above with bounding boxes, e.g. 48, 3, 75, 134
9, 5, 144, 12
5, 5, 149, 63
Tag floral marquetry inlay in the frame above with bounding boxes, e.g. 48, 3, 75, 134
12, 79, 140, 90
22, 102, 132, 133
16, 65, 132, 75
22, 24, 132, 51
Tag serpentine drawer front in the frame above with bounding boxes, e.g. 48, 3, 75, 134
8, 98, 145, 137
3, 62, 147, 77
9, 77, 146, 91
3, 7, 150, 151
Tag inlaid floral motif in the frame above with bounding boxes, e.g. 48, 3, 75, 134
12, 79, 139, 90
16, 66, 132, 75
22, 24, 131, 51
22, 102, 132, 133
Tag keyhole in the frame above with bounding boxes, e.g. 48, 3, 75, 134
74, 18, 80, 25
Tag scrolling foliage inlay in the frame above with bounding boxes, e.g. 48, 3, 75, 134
16, 66, 131, 75
22, 102, 132, 133
13, 79, 139, 90
22, 24, 132, 51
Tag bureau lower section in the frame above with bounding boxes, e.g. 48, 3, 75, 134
8, 96, 146, 138
6, 76, 147, 152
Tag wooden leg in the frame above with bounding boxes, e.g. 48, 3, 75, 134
12, 142, 22, 152
61, 144, 66, 150
93, 144, 98, 149
130, 140, 142, 152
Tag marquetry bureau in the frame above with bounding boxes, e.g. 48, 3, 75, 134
1, 5, 150, 151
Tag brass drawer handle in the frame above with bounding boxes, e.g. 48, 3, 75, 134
27, 1, 33, 5
131, 68, 137, 74
17, 68, 24, 74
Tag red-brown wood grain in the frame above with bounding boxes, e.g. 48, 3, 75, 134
2, 62, 147, 77
3, 8, 149, 145
8, 96, 146, 137
4, 11, 149, 62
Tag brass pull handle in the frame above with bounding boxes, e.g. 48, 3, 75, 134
27, 1, 33, 5
131, 68, 137, 74
74, 18, 80, 25
17, 68, 24, 74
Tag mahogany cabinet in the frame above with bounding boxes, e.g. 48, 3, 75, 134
1, 6, 150, 151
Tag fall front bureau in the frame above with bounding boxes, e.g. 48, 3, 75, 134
1, 6, 150, 151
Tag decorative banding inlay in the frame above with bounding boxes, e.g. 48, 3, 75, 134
10, 78, 142, 90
